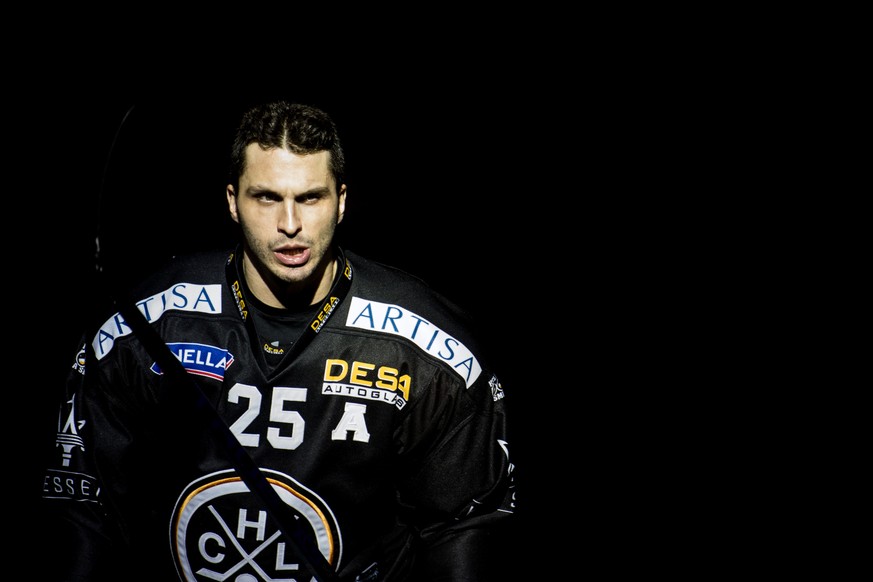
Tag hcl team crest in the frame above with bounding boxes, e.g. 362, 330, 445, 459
170, 469, 342, 582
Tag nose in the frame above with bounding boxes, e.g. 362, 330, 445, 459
278, 200, 302, 235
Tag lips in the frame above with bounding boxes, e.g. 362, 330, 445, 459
275, 247, 310, 267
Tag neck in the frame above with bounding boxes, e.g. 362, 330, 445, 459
242, 251, 337, 310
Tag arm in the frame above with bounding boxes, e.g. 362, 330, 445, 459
398, 369, 517, 581
40, 339, 126, 581
40, 334, 168, 581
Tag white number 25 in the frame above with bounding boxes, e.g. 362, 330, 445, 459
227, 383, 305, 450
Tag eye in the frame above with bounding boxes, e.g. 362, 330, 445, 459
254, 192, 281, 203
298, 192, 324, 203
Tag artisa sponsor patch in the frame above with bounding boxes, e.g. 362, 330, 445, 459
345, 297, 481, 387
92, 283, 222, 360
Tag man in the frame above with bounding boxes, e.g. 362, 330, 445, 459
40, 101, 516, 581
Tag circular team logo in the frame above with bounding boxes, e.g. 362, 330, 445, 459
170, 469, 342, 582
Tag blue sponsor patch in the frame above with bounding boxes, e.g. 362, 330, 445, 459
150, 342, 234, 381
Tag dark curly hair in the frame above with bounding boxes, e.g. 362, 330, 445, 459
227, 101, 345, 193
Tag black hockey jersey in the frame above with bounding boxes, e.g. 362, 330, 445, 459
40, 247, 516, 581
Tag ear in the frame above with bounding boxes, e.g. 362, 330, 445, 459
226, 185, 240, 224
337, 184, 347, 224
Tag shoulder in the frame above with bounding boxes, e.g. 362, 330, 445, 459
102, 248, 232, 322
157, 249, 233, 280
342, 248, 484, 349
344, 249, 470, 323
127, 248, 232, 294
340, 249, 495, 391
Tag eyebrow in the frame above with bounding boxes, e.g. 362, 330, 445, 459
243, 185, 332, 197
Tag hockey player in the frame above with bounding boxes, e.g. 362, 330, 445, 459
39, 101, 516, 581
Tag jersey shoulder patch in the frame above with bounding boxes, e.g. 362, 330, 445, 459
344, 296, 481, 387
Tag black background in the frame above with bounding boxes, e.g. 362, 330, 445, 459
14, 75, 571, 576
6, 24, 813, 579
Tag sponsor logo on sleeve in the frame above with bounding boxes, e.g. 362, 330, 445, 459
42, 394, 101, 504
42, 468, 100, 503
72, 343, 86, 375
92, 283, 222, 360
345, 297, 481, 387
149, 342, 234, 381
53, 396, 84, 468
489, 374, 505, 401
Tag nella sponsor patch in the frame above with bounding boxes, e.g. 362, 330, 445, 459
150, 342, 234, 381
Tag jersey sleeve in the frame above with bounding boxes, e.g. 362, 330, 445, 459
394, 362, 517, 580
39, 332, 174, 581
39, 336, 125, 581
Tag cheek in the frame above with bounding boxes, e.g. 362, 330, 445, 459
237, 202, 270, 225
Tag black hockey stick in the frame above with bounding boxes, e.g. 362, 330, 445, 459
93, 103, 340, 582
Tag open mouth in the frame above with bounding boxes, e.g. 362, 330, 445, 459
275, 248, 309, 266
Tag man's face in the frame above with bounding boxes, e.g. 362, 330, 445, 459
226, 144, 346, 305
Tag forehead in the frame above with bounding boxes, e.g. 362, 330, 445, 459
242, 144, 334, 191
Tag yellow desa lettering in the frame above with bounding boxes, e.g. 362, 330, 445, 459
375, 367, 398, 390
350, 361, 376, 386
324, 359, 412, 400
324, 359, 349, 381
397, 374, 411, 401
375, 367, 411, 401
